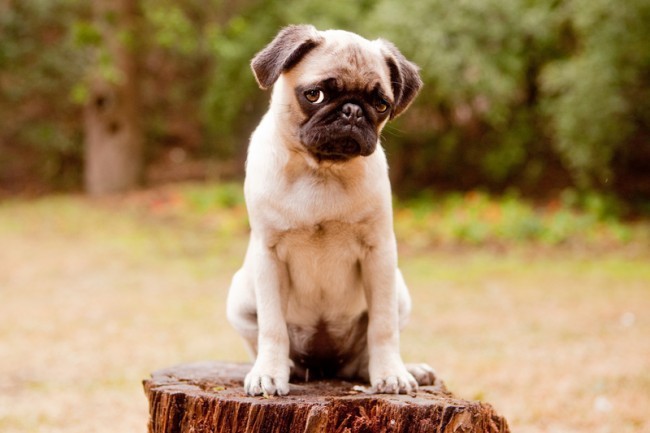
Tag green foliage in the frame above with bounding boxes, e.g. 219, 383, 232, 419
146, 2, 199, 55
184, 182, 245, 211
0, 0, 88, 189
364, 0, 649, 193
1, 0, 649, 201
361, 0, 559, 189
202, 14, 269, 157
71, 21, 102, 47
394, 189, 639, 247
540, 0, 650, 187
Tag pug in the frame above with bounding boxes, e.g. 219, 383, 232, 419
226, 25, 435, 396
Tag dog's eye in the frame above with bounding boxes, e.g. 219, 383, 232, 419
375, 98, 390, 113
304, 89, 325, 104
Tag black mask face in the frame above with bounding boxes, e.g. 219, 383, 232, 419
295, 77, 392, 162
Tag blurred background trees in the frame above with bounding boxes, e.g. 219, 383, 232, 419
1, 0, 649, 206
84, 0, 143, 195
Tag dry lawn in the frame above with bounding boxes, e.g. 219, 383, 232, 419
0, 189, 648, 433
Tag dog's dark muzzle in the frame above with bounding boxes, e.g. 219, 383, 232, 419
316, 137, 361, 159
300, 103, 378, 161
312, 108, 377, 159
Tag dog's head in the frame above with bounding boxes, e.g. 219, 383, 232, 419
251, 25, 422, 163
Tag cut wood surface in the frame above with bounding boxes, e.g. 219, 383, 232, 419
143, 361, 510, 433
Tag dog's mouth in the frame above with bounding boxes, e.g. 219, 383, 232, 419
312, 138, 363, 161
302, 126, 377, 162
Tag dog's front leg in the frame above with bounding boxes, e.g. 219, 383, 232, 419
362, 238, 418, 394
244, 240, 292, 396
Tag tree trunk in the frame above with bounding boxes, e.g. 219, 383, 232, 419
143, 362, 510, 433
84, 0, 143, 196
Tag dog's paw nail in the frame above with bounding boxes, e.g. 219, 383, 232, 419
261, 375, 276, 396
276, 382, 290, 396
387, 376, 401, 393
245, 382, 263, 396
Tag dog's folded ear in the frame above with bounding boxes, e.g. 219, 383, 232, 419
251, 25, 324, 89
380, 40, 423, 119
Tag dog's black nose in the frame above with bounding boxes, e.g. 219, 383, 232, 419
341, 103, 363, 124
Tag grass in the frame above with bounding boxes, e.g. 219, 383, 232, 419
0, 182, 648, 433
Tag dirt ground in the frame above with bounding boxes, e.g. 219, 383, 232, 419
0, 193, 648, 433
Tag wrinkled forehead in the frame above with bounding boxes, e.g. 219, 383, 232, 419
287, 36, 393, 97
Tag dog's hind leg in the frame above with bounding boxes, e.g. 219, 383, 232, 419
226, 268, 259, 358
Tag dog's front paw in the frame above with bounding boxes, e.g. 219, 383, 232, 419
244, 363, 290, 396
406, 363, 437, 386
370, 362, 418, 394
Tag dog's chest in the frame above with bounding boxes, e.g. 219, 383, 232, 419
275, 219, 367, 261
275, 220, 369, 324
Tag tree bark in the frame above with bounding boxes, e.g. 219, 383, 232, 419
84, 0, 143, 196
143, 361, 510, 433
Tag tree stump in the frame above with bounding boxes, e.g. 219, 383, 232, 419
143, 361, 510, 433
